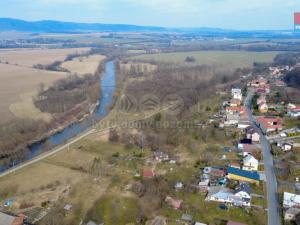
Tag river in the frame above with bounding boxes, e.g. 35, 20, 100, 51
2, 60, 116, 172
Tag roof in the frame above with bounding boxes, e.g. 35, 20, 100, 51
181, 214, 193, 221
0, 212, 16, 225
242, 144, 260, 153
207, 186, 232, 198
227, 167, 260, 181
195, 223, 207, 225
234, 183, 252, 195
285, 207, 300, 216
11, 216, 24, 225
227, 221, 248, 225
243, 155, 258, 164
246, 126, 258, 135
64, 204, 72, 211
283, 192, 300, 206
165, 196, 182, 209
143, 168, 154, 178
256, 117, 283, 130
226, 106, 244, 113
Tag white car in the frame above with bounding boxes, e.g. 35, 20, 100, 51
280, 132, 288, 137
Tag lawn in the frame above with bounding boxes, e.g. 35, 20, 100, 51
128, 50, 278, 68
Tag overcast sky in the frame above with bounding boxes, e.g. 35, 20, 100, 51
1, 0, 299, 30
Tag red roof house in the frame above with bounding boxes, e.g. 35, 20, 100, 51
256, 117, 283, 133
143, 168, 155, 178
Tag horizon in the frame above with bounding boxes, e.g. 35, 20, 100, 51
0, 0, 299, 30
0, 17, 297, 32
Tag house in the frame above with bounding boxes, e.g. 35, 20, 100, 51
181, 214, 193, 222
227, 167, 260, 185
225, 106, 245, 115
0, 212, 25, 225
246, 126, 260, 142
231, 88, 243, 101
64, 204, 72, 211
237, 120, 251, 129
275, 80, 285, 87
234, 183, 251, 202
165, 196, 182, 209
143, 168, 155, 178
283, 192, 300, 208
203, 167, 225, 177
284, 207, 300, 221
206, 186, 250, 206
241, 144, 261, 157
206, 186, 233, 204
277, 142, 293, 152
258, 103, 268, 113
230, 162, 241, 169
227, 221, 248, 225
257, 95, 266, 105
225, 114, 240, 126
288, 106, 300, 118
242, 155, 258, 171
256, 117, 283, 133
153, 151, 169, 162
230, 99, 242, 107
175, 182, 184, 190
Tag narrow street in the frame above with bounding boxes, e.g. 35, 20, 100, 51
245, 90, 281, 225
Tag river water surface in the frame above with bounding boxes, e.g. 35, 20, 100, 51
2, 60, 116, 172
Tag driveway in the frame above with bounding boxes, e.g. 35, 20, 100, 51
245, 90, 281, 225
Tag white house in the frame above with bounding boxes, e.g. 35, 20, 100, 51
242, 154, 258, 171
231, 88, 243, 101
288, 106, 300, 118
283, 192, 300, 208
206, 186, 250, 207
234, 183, 251, 200
282, 143, 293, 152
225, 114, 240, 126
237, 120, 251, 129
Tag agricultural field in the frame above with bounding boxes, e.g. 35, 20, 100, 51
0, 47, 89, 67
0, 47, 96, 123
0, 63, 67, 123
0, 132, 148, 224
129, 50, 279, 68
61, 54, 106, 76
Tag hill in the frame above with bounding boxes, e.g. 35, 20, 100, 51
0, 18, 167, 33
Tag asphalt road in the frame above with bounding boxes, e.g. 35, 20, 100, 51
245, 90, 281, 225
0, 128, 97, 179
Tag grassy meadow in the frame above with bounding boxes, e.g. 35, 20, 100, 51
129, 50, 278, 68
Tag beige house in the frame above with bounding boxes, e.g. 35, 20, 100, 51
242, 154, 258, 171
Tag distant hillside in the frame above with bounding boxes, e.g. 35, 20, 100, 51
0, 18, 298, 38
0, 18, 167, 33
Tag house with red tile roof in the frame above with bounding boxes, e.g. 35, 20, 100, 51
256, 117, 283, 133
143, 168, 155, 178
165, 196, 182, 209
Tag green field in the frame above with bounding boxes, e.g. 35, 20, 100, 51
129, 50, 279, 68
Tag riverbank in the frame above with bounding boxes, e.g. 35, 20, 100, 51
0, 60, 116, 173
